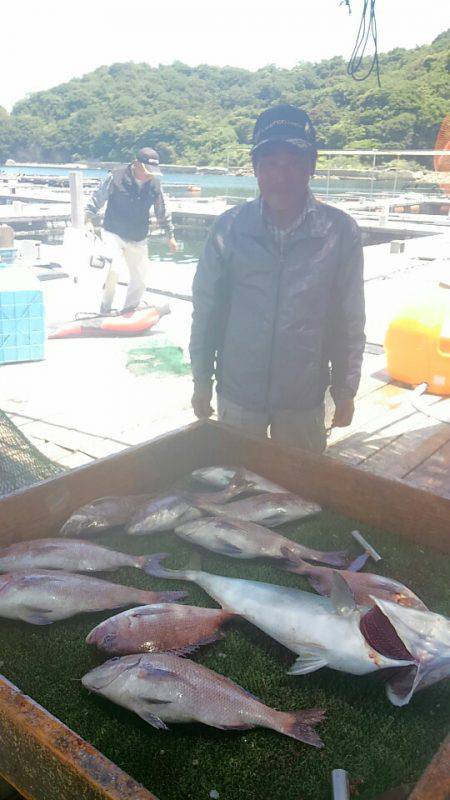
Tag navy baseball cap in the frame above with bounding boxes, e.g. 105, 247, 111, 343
251, 104, 317, 166
136, 147, 162, 176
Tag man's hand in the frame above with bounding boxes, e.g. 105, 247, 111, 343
84, 214, 95, 235
332, 396, 355, 428
168, 236, 178, 253
191, 384, 214, 419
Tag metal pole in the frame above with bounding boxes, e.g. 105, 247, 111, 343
332, 769, 350, 800
69, 171, 84, 229
392, 154, 400, 196
370, 153, 376, 198
326, 154, 331, 198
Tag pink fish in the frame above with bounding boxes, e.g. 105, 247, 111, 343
86, 603, 234, 656
82, 652, 325, 746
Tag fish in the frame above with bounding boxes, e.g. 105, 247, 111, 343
145, 554, 450, 706
175, 516, 349, 567
186, 467, 256, 505
82, 652, 325, 746
126, 473, 260, 536
127, 495, 204, 534
282, 549, 428, 610
60, 495, 151, 537
191, 466, 289, 494
0, 538, 161, 574
0, 569, 186, 624
86, 603, 234, 656
193, 492, 322, 527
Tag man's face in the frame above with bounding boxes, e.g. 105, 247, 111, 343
133, 160, 156, 182
255, 144, 312, 213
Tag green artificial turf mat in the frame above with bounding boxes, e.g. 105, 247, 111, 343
0, 509, 448, 800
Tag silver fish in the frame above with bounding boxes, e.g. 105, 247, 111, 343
82, 652, 325, 746
127, 495, 203, 534
195, 492, 321, 527
175, 517, 349, 567
0, 538, 155, 573
145, 554, 450, 706
60, 495, 151, 537
283, 551, 428, 610
0, 569, 186, 624
86, 603, 234, 656
191, 466, 289, 494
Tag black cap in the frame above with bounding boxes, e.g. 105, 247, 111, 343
136, 147, 162, 175
251, 104, 317, 166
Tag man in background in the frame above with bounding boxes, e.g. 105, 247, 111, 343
189, 104, 365, 452
85, 147, 177, 315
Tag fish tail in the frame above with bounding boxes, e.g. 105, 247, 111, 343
278, 707, 326, 748
314, 549, 350, 568
142, 553, 193, 581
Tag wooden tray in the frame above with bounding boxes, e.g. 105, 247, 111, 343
0, 420, 448, 800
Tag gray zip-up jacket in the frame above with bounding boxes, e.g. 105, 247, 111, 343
190, 195, 365, 411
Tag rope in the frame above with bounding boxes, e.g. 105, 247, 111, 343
343, 0, 381, 86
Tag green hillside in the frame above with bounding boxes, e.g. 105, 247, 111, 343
0, 29, 448, 165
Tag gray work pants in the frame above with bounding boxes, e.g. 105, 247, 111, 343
217, 395, 327, 454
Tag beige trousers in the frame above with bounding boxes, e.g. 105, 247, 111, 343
100, 230, 149, 313
217, 395, 327, 454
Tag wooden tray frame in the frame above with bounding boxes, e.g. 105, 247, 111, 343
0, 420, 448, 800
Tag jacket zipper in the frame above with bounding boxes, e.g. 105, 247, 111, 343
264, 235, 285, 411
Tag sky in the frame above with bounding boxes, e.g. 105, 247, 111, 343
1, 0, 448, 110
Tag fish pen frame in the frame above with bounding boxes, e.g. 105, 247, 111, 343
0, 419, 448, 800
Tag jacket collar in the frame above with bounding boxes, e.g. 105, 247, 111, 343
245, 192, 331, 240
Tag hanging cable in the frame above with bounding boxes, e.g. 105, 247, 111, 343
342, 0, 381, 86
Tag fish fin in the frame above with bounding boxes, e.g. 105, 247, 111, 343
142, 553, 187, 579
347, 553, 370, 572
164, 631, 225, 657
134, 704, 170, 730
287, 646, 328, 675
315, 550, 350, 568
261, 515, 283, 527
330, 571, 357, 616
306, 575, 329, 596
283, 708, 326, 748
22, 606, 55, 625
214, 538, 243, 556
138, 664, 180, 681
385, 664, 420, 706
152, 590, 188, 603
131, 605, 173, 617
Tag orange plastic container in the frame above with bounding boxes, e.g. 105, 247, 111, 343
384, 283, 450, 395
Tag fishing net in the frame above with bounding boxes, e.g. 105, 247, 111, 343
0, 409, 63, 497
126, 339, 191, 377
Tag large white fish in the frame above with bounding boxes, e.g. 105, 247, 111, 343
145, 554, 450, 706
0, 538, 156, 574
82, 652, 325, 746
175, 516, 349, 567
194, 492, 322, 527
191, 466, 289, 494
0, 569, 186, 624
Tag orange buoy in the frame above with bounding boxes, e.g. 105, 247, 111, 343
385, 284, 450, 395
49, 305, 170, 339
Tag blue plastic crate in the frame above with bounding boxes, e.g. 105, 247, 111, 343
0, 287, 45, 364
0, 248, 17, 268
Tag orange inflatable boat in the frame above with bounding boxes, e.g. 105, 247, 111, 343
49, 305, 170, 339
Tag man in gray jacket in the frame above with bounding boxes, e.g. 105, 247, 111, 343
190, 105, 365, 452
